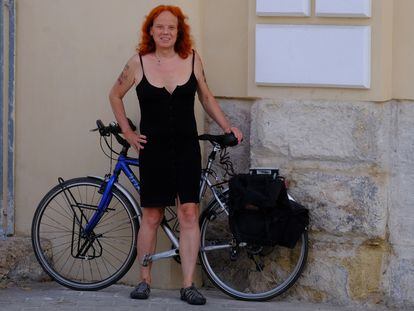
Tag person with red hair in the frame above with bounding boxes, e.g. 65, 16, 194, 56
109, 5, 242, 305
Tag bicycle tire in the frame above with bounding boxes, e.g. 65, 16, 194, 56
199, 191, 308, 301
31, 177, 139, 290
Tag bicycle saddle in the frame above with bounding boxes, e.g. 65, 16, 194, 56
198, 133, 238, 147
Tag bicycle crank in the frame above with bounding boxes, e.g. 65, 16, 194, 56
141, 249, 180, 267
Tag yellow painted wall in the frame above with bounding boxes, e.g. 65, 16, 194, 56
200, 0, 249, 97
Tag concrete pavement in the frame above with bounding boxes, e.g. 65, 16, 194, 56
0, 281, 398, 311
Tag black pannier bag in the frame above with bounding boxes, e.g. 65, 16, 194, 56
228, 174, 309, 248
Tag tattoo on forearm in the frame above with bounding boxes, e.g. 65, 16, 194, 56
117, 64, 130, 85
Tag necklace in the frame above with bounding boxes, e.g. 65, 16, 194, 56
155, 54, 161, 66
154, 51, 176, 66
154, 52, 175, 66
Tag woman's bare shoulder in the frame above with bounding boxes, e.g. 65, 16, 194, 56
192, 49, 202, 61
128, 54, 141, 68
126, 54, 143, 85
192, 50, 205, 78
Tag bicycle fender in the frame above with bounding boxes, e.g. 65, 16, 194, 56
87, 175, 142, 222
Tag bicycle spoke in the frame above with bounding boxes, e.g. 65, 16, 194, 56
88, 260, 93, 282
98, 242, 126, 264
100, 254, 112, 276
39, 230, 73, 235
91, 187, 98, 208
50, 195, 87, 230
100, 252, 118, 271
45, 239, 73, 251
47, 204, 74, 223
97, 221, 132, 236
55, 247, 72, 273
42, 213, 73, 232
74, 260, 82, 282
97, 200, 122, 224
95, 258, 103, 281
99, 236, 133, 246
101, 235, 133, 239
99, 239, 129, 257
39, 222, 72, 233
77, 187, 83, 206
95, 214, 130, 230
81, 259, 85, 283
52, 194, 76, 220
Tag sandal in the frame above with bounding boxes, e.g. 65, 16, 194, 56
180, 284, 206, 305
130, 281, 151, 299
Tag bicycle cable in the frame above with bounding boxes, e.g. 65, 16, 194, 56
109, 135, 113, 174
99, 135, 121, 177
219, 147, 235, 177
99, 136, 117, 160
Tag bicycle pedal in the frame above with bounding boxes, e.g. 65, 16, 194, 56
141, 254, 151, 267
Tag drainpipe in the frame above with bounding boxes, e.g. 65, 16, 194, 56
7, 0, 15, 237
0, 0, 5, 238
0, 0, 16, 238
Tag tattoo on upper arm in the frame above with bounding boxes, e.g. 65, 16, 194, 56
117, 64, 130, 85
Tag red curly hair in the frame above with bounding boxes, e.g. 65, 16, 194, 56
137, 5, 193, 59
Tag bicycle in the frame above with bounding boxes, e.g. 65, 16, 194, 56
31, 120, 308, 301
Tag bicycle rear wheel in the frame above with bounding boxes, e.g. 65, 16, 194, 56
199, 193, 308, 301
31, 177, 139, 290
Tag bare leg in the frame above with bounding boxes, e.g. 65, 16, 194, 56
177, 200, 200, 288
137, 207, 164, 284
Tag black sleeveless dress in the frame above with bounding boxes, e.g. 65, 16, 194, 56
136, 51, 201, 207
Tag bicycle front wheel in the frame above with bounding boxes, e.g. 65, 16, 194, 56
199, 194, 308, 301
31, 177, 139, 290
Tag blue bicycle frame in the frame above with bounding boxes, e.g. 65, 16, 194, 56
84, 155, 140, 234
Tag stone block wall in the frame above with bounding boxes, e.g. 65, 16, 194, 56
206, 98, 414, 308
0, 237, 51, 286
386, 102, 414, 306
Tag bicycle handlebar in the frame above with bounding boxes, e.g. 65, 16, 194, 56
92, 119, 137, 150
93, 119, 239, 151
94, 119, 136, 137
